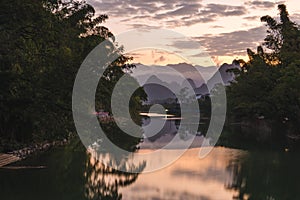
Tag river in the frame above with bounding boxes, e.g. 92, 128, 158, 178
0, 115, 299, 199
1, 143, 300, 199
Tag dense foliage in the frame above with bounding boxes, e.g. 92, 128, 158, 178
227, 5, 300, 144
0, 0, 144, 150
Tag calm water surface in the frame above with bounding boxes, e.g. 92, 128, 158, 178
0, 144, 299, 200
1, 115, 299, 200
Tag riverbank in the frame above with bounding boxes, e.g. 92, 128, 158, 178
10, 139, 69, 159
217, 124, 300, 152
0, 138, 70, 165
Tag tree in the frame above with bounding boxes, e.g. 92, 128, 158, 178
227, 4, 300, 144
0, 0, 144, 150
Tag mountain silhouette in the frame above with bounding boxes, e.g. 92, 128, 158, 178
143, 75, 176, 104
131, 61, 240, 103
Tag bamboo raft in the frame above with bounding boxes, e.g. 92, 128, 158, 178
0, 154, 21, 168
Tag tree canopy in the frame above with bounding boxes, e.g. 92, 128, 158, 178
0, 0, 144, 151
227, 4, 300, 143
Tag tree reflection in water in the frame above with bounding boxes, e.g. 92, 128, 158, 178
84, 150, 146, 200
225, 151, 300, 200
81, 113, 147, 199
84, 142, 146, 200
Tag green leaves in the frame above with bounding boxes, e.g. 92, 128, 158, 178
227, 4, 300, 141
0, 0, 140, 147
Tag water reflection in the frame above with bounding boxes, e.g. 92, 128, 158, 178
84, 117, 146, 199
84, 150, 145, 200
140, 114, 211, 149
225, 150, 300, 200
0, 141, 145, 200
120, 147, 300, 200
0, 109, 299, 200
121, 147, 246, 200
0, 145, 300, 199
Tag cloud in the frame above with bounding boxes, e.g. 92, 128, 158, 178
155, 3, 247, 27
168, 26, 268, 57
245, 1, 276, 8
88, 0, 199, 16
154, 3, 202, 18
88, 0, 247, 28
170, 40, 202, 49
210, 25, 224, 28
243, 16, 260, 21
245, 1, 286, 9
291, 13, 300, 24
200, 3, 246, 17
128, 23, 160, 30
193, 26, 267, 57
190, 52, 211, 58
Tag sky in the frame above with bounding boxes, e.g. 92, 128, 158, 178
87, 0, 300, 66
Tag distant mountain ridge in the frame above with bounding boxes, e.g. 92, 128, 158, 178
130, 61, 240, 104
